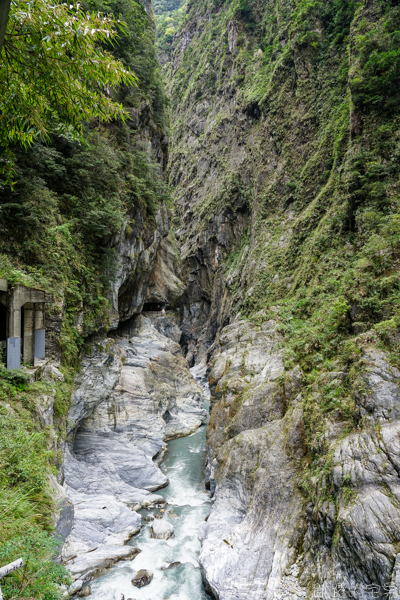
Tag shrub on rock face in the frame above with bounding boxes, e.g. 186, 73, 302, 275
131, 569, 153, 587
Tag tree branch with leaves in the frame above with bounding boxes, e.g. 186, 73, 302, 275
0, 0, 137, 184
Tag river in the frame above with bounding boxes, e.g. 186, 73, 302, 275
88, 367, 211, 600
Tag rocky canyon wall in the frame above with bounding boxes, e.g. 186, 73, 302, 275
164, 0, 400, 596
58, 313, 207, 596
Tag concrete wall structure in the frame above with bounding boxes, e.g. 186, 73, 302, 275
0, 280, 52, 369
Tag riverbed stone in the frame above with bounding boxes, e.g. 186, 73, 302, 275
150, 518, 174, 539
77, 585, 91, 597
66, 545, 141, 580
131, 569, 153, 587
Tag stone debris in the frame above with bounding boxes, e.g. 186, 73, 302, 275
77, 585, 91, 597
273, 560, 307, 599
160, 561, 182, 570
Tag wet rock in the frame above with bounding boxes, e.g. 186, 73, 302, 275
150, 519, 174, 539
160, 560, 181, 570
62, 316, 205, 582
66, 545, 141, 581
68, 580, 84, 596
143, 515, 154, 522
77, 585, 91, 597
131, 569, 153, 587
61, 490, 142, 569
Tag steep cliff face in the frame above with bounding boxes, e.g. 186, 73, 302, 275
0, 1, 183, 596
0, 0, 173, 362
165, 0, 400, 596
199, 319, 305, 599
199, 320, 400, 599
167, 0, 400, 359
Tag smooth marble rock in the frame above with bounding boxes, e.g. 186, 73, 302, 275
62, 315, 207, 584
66, 545, 141, 580
201, 319, 400, 600
150, 518, 174, 540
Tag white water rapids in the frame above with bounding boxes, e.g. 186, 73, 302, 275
88, 367, 212, 600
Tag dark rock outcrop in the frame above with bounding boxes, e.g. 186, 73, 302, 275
131, 569, 153, 587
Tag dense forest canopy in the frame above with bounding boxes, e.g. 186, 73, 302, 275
153, 0, 185, 61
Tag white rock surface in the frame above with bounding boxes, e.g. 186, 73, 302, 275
199, 319, 303, 600
61, 315, 207, 582
150, 518, 174, 540
201, 319, 400, 600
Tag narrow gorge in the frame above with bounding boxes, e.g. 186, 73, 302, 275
1, 0, 400, 598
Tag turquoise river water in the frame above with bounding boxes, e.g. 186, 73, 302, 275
89, 396, 211, 600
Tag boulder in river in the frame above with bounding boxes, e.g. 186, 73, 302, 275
160, 560, 181, 570
77, 585, 91, 597
129, 548, 142, 560
150, 519, 174, 539
131, 569, 153, 587
66, 544, 141, 582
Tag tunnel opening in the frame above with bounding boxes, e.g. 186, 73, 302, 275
142, 302, 164, 312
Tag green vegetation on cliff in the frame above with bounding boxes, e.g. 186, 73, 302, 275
167, 0, 400, 510
0, 0, 168, 597
0, 0, 136, 184
0, 366, 73, 598
0, 0, 168, 365
153, 0, 186, 61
